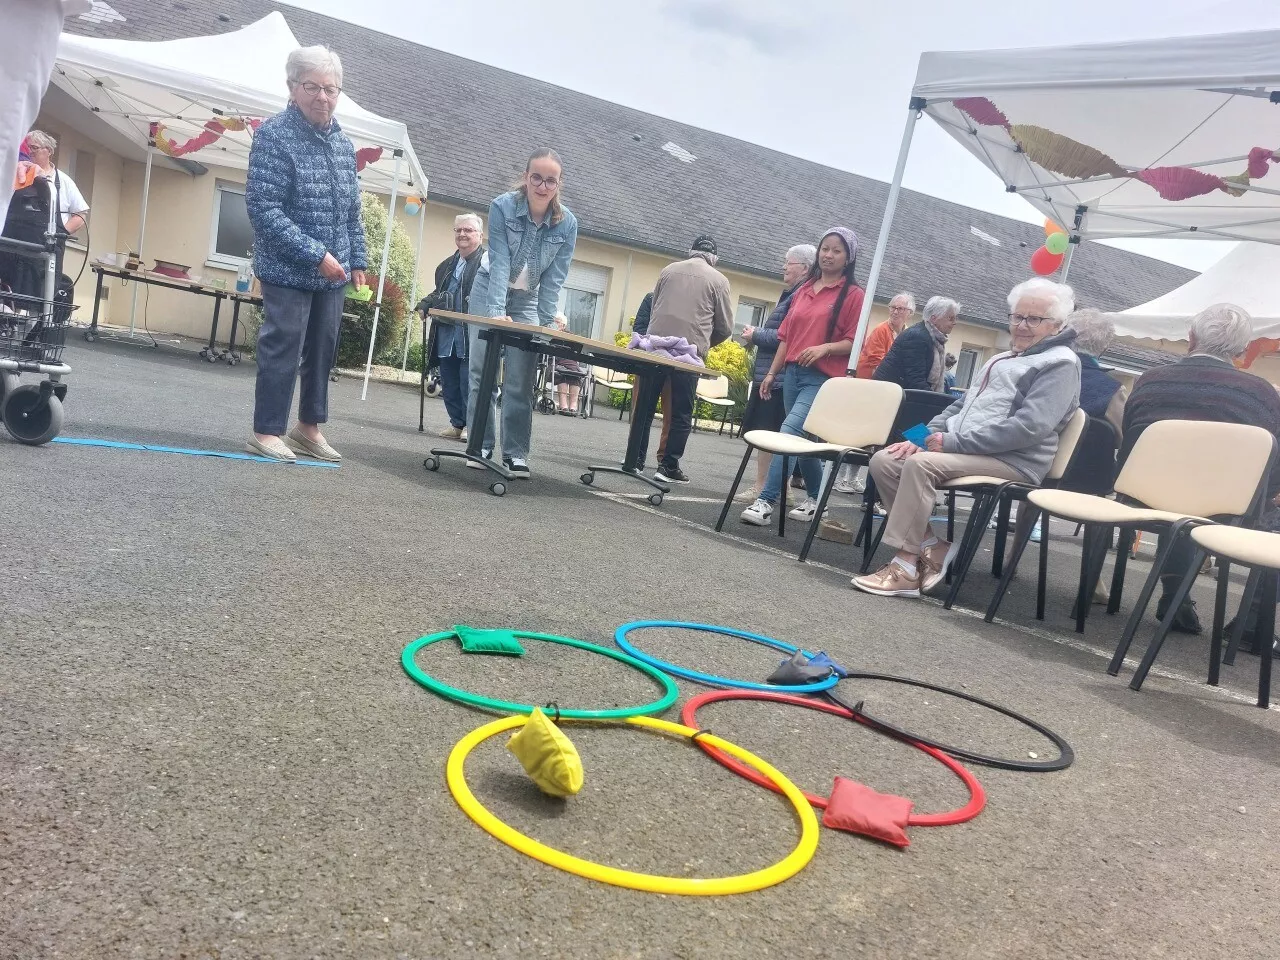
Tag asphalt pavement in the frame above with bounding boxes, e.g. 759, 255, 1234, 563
2, 339, 1278, 960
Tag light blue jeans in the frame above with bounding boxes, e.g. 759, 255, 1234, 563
760, 363, 829, 505
465, 272, 540, 460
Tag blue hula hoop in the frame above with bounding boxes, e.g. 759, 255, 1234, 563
614, 620, 839, 693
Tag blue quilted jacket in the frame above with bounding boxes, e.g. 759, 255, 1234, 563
246, 103, 368, 291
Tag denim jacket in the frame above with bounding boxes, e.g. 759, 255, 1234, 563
478, 190, 578, 325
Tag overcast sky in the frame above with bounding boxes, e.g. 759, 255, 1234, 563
290, 0, 1280, 272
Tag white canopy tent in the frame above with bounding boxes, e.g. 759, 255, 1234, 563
1117, 241, 1280, 342
54, 12, 429, 395
851, 28, 1280, 369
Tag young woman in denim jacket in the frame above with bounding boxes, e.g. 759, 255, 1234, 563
465, 149, 578, 478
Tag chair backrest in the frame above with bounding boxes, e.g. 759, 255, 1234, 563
1058, 416, 1119, 495
593, 367, 628, 385
802, 378, 904, 449
1115, 419, 1277, 518
696, 374, 730, 400
1045, 408, 1089, 481
887, 389, 956, 444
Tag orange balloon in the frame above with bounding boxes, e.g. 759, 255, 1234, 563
1044, 218, 1066, 237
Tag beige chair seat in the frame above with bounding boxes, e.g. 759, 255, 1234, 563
1028, 488, 1210, 526
940, 474, 1019, 489
1191, 525, 1280, 569
741, 429, 863, 458
700, 397, 735, 408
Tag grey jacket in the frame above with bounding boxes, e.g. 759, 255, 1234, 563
927, 329, 1081, 482
648, 254, 733, 360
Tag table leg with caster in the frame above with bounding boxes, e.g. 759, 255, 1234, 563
200, 295, 224, 362
225, 300, 243, 365
85, 270, 105, 342
425, 327, 512, 495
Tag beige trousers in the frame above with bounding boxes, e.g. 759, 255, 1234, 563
869, 449, 1025, 554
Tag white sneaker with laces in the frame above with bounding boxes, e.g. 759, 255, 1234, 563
466, 449, 493, 469
740, 498, 774, 526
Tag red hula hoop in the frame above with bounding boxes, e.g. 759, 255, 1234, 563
681, 689, 985, 827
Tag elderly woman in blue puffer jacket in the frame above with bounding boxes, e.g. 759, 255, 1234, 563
245, 45, 367, 463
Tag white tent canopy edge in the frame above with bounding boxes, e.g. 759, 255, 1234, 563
849, 27, 1280, 371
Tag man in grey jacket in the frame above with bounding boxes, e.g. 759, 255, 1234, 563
854, 278, 1081, 598
632, 235, 733, 484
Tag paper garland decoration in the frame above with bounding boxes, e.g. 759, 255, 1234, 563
954, 97, 1279, 203
150, 117, 262, 158
148, 118, 383, 173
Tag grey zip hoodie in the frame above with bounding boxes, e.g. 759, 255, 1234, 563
927, 328, 1082, 482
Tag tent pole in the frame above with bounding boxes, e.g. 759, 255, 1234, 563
362, 152, 403, 401
128, 146, 155, 336
1059, 205, 1088, 284
400, 194, 427, 377
848, 97, 924, 374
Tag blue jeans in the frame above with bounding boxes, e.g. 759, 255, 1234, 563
465, 272, 539, 460
760, 364, 828, 505
437, 354, 469, 428
253, 281, 344, 435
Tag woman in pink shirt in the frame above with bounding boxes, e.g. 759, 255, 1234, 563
741, 227, 864, 527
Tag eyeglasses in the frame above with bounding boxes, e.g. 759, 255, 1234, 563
528, 173, 559, 190
297, 80, 342, 99
888, 305, 911, 313
1009, 313, 1051, 328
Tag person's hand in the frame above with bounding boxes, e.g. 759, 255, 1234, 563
319, 252, 347, 283
350, 269, 367, 290
885, 440, 921, 460
795, 344, 828, 367
759, 372, 777, 401
741, 325, 756, 341
926, 432, 945, 452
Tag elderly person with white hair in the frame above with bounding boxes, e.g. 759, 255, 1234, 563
416, 212, 486, 440
873, 295, 961, 393
1118, 303, 1280, 633
854, 278, 1082, 598
1067, 308, 1127, 439
856, 292, 915, 379
244, 45, 367, 462
734, 242, 817, 501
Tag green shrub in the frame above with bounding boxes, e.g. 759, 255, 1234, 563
357, 192, 417, 365
336, 273, 408, 369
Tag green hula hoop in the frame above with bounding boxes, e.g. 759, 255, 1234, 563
401, 630, 680, 719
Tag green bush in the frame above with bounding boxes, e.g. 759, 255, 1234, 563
336, 273, 409, 369
357, 192, 417, 365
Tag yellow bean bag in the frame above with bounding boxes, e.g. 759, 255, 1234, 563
506, 708, 584, 797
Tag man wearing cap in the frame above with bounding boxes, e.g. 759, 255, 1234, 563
631, 235, 733, 484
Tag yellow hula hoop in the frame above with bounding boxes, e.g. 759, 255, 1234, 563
446, 714, 820, 896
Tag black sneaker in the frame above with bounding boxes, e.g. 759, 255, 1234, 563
655, 466, 689, 484
504, 456, 531, 479
1156, 593, 1203, 634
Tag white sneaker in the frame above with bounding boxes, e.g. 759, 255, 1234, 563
466, 449, 493, 469
734, 486, 760, 503
740, 498, 774, 526
787, 497, 828, 522
833, 478, 859, 495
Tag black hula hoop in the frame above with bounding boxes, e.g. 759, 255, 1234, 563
824, 672, 1075, 773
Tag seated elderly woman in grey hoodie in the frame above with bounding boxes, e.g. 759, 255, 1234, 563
853, 278, 1082, 598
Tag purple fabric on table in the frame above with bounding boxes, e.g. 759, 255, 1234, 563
627, 333, 705, 366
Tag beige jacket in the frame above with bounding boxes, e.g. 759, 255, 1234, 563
647, 255, 733, 360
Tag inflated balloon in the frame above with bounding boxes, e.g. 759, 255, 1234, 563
1043, 218, 1065, 238
404, 196, 423, 216
1045, 231, 1070, 255
1030, 245, 1065, 276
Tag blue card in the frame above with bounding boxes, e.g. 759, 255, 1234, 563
903, 423, 931, 446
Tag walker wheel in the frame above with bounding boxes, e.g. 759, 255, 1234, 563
648, 493, 664, 507
84, 331, 98, 343
2, 386, 63, 446
423, 455, 439, 472
425, 380, 442, 398
489, 481, 507, 497
580, 472, 594, 486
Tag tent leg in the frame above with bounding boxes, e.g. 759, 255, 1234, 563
128, 147, 154, 337
1059, 206, 1088, 284
400, 196, 428, 377
362, 152, 404, 401
847, 98, 923, 372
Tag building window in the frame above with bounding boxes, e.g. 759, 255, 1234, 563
556, 262, 609, 338
955, 347, 981, 388
735, 298, 770, 336
208, 181, 253, 268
